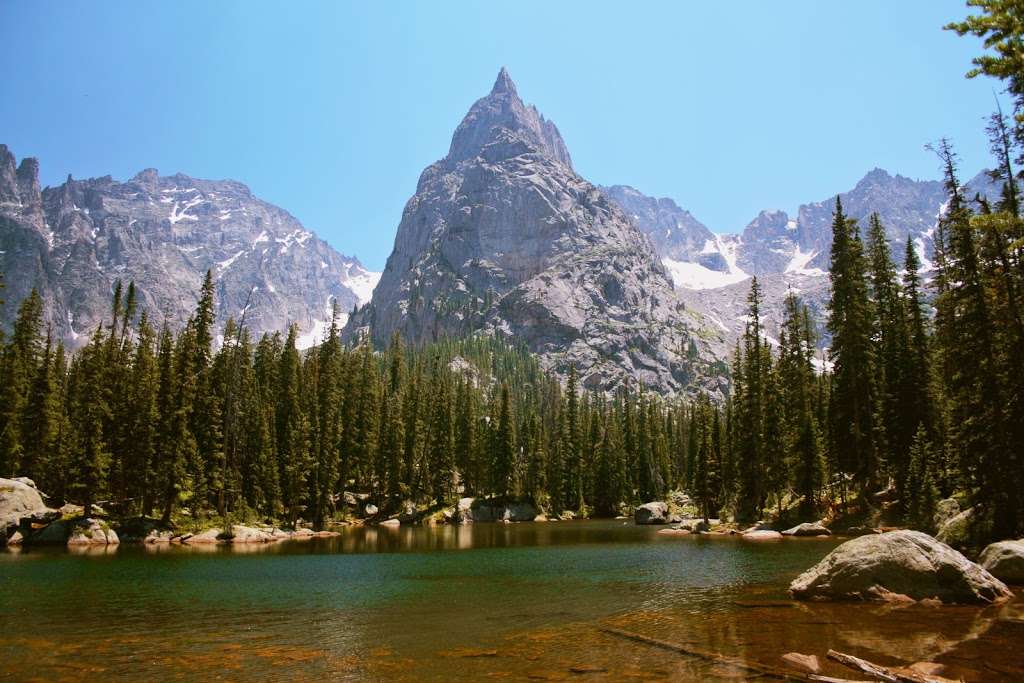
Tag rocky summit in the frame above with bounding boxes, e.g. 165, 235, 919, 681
0, 145, 379, 349
346, 68, 727, 396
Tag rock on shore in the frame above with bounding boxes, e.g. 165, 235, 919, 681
979, 539, 1024, 584
634, 502, 669, 525
782, 522, 831, 537
1, 477, 55, 539
790, 530, 1012, 604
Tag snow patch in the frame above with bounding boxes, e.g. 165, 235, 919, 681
663, 258, 749, 290
344, 267, 382, 305
217, 250, 245, 272
784, 245, 826, 276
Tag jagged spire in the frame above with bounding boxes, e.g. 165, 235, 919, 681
490, 67, 517, 96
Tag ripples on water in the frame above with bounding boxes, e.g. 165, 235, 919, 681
1, 520, 1021, 681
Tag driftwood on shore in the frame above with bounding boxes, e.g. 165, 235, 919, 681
827, 650, 955, 683
600, 626, 868, 681
600, 626, 957, 683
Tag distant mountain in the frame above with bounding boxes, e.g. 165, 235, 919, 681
346, 69, 728, 396
604, 168, 1001, 349
0, 145, 379, 349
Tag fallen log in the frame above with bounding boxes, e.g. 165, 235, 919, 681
600, 626, 863, 681
826, 650, 954, 683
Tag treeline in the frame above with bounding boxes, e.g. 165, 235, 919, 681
0, 275, 724, 525
689, 128, 1024, 539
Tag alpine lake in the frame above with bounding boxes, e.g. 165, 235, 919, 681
1, 520, 1021, 682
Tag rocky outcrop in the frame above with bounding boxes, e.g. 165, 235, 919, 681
600, 184, 721, 268
345, 69, 726, 396
0, 144, 379, 349
67, 518, 120, 546
979, 540, 1024, 584
0, 477, 54, 538
782, 522, 831, 537
455, 497, 538, 523
634, 502, 669, 525
790, 530, 1012, 604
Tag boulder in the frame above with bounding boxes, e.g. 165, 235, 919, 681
1, 477, 53, 535
229, 525, 274, 543
742, 529, 783, 541
979, 540, 1024, 584
182, 528, 222, 544
782, 522, 831, 537
364, 503, 379, 517
379, 518, 401, 527
790, 530, 1012, 604
455, 497, 539, 523
66, 519, 119, 546
934, 498, 961, 529
935, 506, 991, 550
634, 502, 669, 525
842, 525, 882, 536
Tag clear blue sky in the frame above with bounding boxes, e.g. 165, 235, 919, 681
0, 1, 996, 269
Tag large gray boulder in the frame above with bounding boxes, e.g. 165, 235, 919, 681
790, 530, 1012, 604
0, 477, 53, 535
634, 502, 669, 525
979, 540, 1024, 584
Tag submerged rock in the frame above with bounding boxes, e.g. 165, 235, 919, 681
790, 530, 1012, 604
780, 652, 820, 674
782, 522, 831, 537
979, 540, 1024, 584
634, 502, 669, 525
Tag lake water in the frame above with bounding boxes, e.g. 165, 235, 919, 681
1, 520, 1021, 681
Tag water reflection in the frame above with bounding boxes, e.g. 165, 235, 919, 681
1, 521, 1021, 682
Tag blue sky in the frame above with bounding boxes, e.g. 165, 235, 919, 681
0, 1, 996, 270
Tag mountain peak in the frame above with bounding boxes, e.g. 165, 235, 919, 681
491, 67, 517, 96
446, 69, 573, 169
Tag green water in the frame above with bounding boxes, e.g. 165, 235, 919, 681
1, 520, 1021, 681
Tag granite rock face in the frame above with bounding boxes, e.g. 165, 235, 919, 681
0, 144, 379, 349
347, 69, 726, 396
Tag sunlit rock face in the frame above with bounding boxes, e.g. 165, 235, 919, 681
348, 69, 727, 396
0, 144, 378, 349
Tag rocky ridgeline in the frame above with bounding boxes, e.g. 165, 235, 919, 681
607, 168, 1001, 352
0, 145, 379, 349
346, 69, 727, 396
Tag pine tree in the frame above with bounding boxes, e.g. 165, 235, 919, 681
493, 383, 516, 497
827, 198, 880, 499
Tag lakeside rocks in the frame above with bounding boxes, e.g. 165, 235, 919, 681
634, 502, 669, 525
455, 498, 539, 523
1, 477, 55, 539
742, 529, 783, 541
781, 522, 831, 537
979, 539, 1024, 584
67, 519, 119, 546
790, 530, 1012, 604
